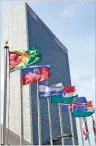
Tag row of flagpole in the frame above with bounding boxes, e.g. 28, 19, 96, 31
3, 42, 96, 145
2, 41, 75, 145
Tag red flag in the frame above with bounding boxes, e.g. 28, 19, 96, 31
22, 65, 50, 85
9, 52, 23, 70
86, 101, 93, 107
64, 86, 75, 93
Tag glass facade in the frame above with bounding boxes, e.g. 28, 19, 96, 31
26, 4, 78, 145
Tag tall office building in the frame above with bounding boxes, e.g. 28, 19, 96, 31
4, 3, 78, 145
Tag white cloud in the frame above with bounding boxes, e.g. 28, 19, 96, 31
59, 2, 84, 18
71, 74, 95, 105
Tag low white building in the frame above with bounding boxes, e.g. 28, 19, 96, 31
1, 125, 30, 145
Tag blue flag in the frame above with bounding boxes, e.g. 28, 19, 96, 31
73, 105, 87, 112
75, 97, 87, 103
39, 82, 64, 97
62, 104, 69, 112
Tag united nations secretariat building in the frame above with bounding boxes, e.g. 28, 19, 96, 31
3, 3, 78, 145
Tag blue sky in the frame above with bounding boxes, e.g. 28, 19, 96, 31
1, 0, 96, 145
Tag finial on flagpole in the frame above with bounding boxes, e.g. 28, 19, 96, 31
4, 41, 9, 49
5, 41, 8, 45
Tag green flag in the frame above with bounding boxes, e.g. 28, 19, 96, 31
51, 95, 78, 104
72, 112, 94, 118
10, 45, 42, 72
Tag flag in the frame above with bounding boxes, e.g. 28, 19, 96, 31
62, 104, 69, 112
39, 82, 64, 97
71, 102, 95, 117
51, 95, 78, 104
51, 85, 77, 104
75, 97, 87, 103
92, 116, 96, 136
62, 102, 84, 112
63, 85, 77, 100
9, 45, 42, 72
22, 65, 50, 85
72, 105, 87, 112
64, 86, 75, 93
81, 118, 89, 140
62, 101, 93, 112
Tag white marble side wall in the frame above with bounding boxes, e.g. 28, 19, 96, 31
4, 4, 31, 143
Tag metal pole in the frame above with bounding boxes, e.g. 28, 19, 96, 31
37, 82, 42, 145
79, 118, 84, 145
20, 71, 24, 145
58, 103, 64, 145
29, 84, 33, 145
47, 97, 53, 145
85, 118, 90, 145
3, 41, 9, 145
7, 46, 10, 145
69, 110, 75, 145
91, 116, 96, 144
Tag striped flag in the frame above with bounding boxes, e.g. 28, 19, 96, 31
39, 82, 64, 97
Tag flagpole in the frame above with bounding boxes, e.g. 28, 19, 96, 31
29, 84, 33, 145
85, 118, 90, 145
20, 71, 24, 145
46, 81, 53, 145
91, 116, 96, 144
3, 41, 9, 145
47, 97, 53, 145
79, 118, 84, 145
7, 44, 10, 145
58, 103, 64, 145
37, 82, 42, 145
69, 110, 75, 145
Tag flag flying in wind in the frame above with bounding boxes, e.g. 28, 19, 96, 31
9, 45, 42, 72
62, 101, 86, 112
92, 116, 96, 136
64, 86, 76, 97
51, 85, 77, 104
51, 95, 78, 104
39, 82, 64, 97
62, 101, 95, 115
71, 101, 95, 118
22, 65, 50, 85
75, 97, 87, 104
64, 86, 75, 93
81, 118, 89, 140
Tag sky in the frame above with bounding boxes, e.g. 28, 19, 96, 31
0, 0, 96, 145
